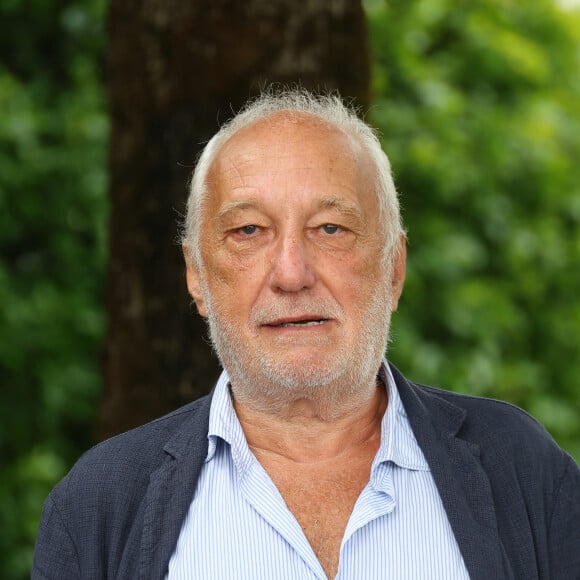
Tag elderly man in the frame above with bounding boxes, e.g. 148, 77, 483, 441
34, 91, 579, 579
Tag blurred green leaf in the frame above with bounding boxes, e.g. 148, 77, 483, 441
368, 0, 580, 460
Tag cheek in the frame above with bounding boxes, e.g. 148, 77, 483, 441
323, 261, 373, 311
201, 240, 251, 283
335, 248, 384, 285
339, 257, 389, 310
203, 253, 267, 312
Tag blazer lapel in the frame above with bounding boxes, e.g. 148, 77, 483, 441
391, 364, 515, 580
138, 394, 212, 580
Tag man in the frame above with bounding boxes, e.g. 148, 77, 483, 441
33, 90, 580, 579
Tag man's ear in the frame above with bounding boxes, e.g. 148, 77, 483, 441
389, 234, 407, 312
182, 245, 207, 317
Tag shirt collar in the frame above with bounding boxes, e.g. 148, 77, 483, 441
205, 372, 247, 465
206, 359, 429, 473
373, 361, 430, 472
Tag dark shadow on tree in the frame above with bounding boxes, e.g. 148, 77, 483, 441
100, 0, 371, 439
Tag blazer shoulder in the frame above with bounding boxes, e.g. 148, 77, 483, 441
413, 382, 570, 468
35, 393, 214, 578
51, 392, 213, 509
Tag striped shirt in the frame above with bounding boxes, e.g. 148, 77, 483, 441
166, 361, 469, 579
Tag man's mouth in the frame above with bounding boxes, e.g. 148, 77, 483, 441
272, 319, 328, 328
266, 317, 330, 328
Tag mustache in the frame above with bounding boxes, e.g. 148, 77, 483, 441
252, 298, 343, 325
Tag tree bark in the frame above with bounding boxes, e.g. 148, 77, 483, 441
99, 0, 370, 440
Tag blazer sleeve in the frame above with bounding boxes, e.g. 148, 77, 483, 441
548, 454, 580, 579
32, 495, 80, 580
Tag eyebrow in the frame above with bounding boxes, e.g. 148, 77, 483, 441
215, 196, 365, 221
318, 197, 364, 220
215, 200, 260, 221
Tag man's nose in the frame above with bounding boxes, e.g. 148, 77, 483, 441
268, 233, 316, 293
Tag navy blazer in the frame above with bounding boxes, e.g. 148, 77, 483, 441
33, 365, 580, 579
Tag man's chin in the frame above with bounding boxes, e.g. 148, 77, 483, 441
258, 357, 348, 392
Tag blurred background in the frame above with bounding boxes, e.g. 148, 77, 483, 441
1, 0, 579, 577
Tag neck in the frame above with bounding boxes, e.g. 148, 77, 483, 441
232, 380, 387, 463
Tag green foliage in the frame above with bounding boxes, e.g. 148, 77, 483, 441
0, 0, 107, 577
367, 0, 580, 460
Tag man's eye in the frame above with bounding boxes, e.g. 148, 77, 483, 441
321, 224, 341, 235
239, 225, 259, 235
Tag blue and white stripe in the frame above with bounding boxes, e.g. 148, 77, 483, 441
166, 361, 469, 579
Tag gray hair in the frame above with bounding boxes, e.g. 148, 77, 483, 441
183, 89, 404, 267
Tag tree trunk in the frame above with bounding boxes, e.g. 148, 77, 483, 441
99, 0, 370, 440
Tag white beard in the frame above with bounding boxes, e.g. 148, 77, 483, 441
200, 275, 393, 416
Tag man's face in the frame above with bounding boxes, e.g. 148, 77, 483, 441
186, 114, 405, 405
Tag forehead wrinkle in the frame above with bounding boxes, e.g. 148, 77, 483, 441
210, 143, 264, 191
220, 156, 252, 188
